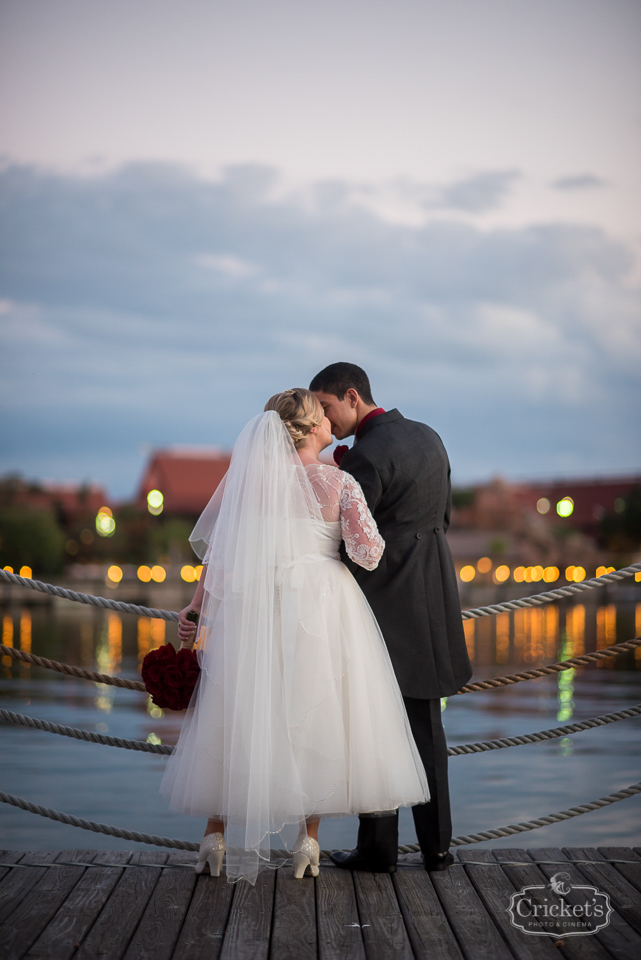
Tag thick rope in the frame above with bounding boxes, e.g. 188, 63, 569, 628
0, 569, 179, 621
0, 791, 199, 850
456, 636, 641, 693
0, 708, 172, 754
460, 561, 641, 620
3, 703, 640, 758
2, 562, 640, 624
446, 702, 641, 755
2, 782, 640, 856
0, 645, 145, 691
3, 635, 640, 695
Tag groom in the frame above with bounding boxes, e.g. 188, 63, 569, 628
310, 362, 472, 873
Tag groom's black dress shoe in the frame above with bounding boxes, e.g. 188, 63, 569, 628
422, 851, 454, 872
329, 812, 398, 873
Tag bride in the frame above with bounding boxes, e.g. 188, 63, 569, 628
161, 388, 428, 883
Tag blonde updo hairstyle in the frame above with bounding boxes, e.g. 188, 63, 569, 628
265, 388, 324, 448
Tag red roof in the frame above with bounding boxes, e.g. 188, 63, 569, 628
138, 449, 231, 515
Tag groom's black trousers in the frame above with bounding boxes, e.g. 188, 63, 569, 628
403, 696, 452, 856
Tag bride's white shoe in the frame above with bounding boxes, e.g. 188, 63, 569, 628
292, 836, 320, 879
196, 832, 226, 876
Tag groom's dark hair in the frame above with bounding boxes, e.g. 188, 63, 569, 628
309, 363, 375, 405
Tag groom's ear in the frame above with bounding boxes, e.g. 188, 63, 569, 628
345, 388, 360, 408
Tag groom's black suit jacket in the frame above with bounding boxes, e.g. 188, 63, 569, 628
340, 409, 472, 700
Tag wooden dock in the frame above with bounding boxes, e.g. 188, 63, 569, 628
1, 847, 640, 959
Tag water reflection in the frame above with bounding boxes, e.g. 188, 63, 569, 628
1, 598, 640, 850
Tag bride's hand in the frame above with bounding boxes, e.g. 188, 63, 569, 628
178, 606, 199, 643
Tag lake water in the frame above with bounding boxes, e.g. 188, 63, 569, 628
1, 598, 640, 852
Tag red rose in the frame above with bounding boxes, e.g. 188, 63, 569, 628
175, 649, 194, 669
143, 664, 163, 683
164, 667, 184, 689
184, 670, 200, 687
155, 644, 175, 662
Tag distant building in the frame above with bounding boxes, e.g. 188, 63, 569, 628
510, 475, 641, 538
137, 448, 231, 517
0, 476, 109, 525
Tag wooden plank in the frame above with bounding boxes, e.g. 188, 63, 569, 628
392, 867, 464, 960
123, 851, 197, 960
598, 847, 641, 895
493, 849, 610, 960
218, 868, 276, 960
429, 856, 513, 960
563, 847, 641, 935
316, 866, 366, 960
270, 869, 317, 960
0, 849, 95, 960
458, 849, 560, 960
353, 871, 413, 960
172, 873, 234, 960
0, 851, 60, 926
530, 847, 641, 960
75, 850, 168, 960
24, 850, 132, 960
0, 851, 24, 884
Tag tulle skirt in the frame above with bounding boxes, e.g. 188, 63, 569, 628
161, 555, 428, 877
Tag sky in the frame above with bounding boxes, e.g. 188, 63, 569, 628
0, 0, 640, 498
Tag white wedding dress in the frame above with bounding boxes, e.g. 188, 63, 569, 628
161, 412, 428, 882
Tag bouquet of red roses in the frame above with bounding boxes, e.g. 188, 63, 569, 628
141, 643, 200, 711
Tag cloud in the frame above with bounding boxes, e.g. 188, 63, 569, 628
0, 161, 639, 495
432, 170, 520, 213
552, 173, 607, 191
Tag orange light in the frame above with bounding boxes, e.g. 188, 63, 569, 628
107, 565, 123, 583
572, 566, 586, 583
565, 566, 575, 582
194, 565, 204, 581
513, 566, 525, 583
531, 565, 544, 582
636, 572, 641, 582
19, 566, 32, 579
137, 565, 152, 582
494, 565, 510, 583
543, 566, 559, 583
477, 557, 492, 574
3, 565, 13, 573
151, 565, 166, 583
181, 565, 195, 583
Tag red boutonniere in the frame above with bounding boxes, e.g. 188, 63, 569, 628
333, 445, 349, 466
141, 643, 200, 711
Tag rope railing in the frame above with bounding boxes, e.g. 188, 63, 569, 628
460, 561, 641, 620
3, 635, 640, 696
3, 703, 640, 758
2, 562, 640, 623
2, 781, 640, 855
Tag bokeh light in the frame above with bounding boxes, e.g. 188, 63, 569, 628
96, 506, 116, 537
596, 566, 615, 577
137, 565, 152, 582
151, 565, 166, 583
513, 566, 525, 583
536, 498, 550, 514
147, 490, 164, 516
494, 565, 510, 582
181, 565, 196, 582
194, 565, 204, 581
107, 565, 123, 583
544, 566, 559, 582
3, 565, 14, 573
477, 557, 492, 573
556, 497, 574, 517
459, 565, 475, 582
19, 566, 32, 578
572, 566, 586, 582
530, 565, 544, 582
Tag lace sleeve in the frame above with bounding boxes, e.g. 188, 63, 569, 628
339, 472, 385, 570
